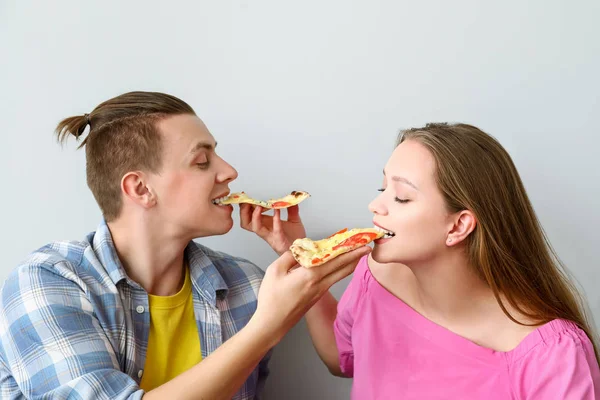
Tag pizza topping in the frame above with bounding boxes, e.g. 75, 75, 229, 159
332, 232, 379, 250
270, 201, 291, 208
326, 228, 348, 238
310, 254, 331, 265
214, 191, 310, 209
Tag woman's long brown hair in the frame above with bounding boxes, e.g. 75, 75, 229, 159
398, 123, 599, 362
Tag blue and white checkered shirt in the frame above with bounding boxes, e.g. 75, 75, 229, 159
0, 220, 270, 399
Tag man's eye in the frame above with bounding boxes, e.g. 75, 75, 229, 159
196, 153, 209, 168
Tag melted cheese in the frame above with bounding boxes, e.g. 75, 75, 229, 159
219, 191, 310, 209
290, 228, 384, 268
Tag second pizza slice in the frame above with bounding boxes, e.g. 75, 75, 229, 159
290, 227, 395, 268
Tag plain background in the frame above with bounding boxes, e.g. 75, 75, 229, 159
1, 1, 599, 398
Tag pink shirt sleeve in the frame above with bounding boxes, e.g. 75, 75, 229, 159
333, 256, 369, 378
512, 326, 600, 399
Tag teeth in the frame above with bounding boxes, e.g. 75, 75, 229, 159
212, 195, 230, 205
374, 225, 395, 238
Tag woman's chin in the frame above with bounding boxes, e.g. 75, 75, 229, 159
371, 246, 392, 264
372, 245, 408, 265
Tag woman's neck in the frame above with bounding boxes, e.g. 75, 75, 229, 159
368, 251, 537, 351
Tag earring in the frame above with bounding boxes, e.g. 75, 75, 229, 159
448, 238, 453, 243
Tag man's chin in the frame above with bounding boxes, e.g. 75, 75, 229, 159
185, 215, 234, 239
203, 220, 235, 238
213, 223, 234, 236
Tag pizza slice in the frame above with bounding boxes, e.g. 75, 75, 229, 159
213, 190, 310, 209
290, 227, 394, 268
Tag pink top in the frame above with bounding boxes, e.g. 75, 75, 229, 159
334, 256, 600, 399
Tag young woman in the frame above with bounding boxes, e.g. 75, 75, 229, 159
244, 122, 600, 399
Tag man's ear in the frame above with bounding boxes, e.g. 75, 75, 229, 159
121, 171, 157, 209
446, 210, 476, 247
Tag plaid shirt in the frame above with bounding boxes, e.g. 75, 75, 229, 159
0, 220, 270, 399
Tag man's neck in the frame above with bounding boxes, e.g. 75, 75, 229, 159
107, 216, 189, 296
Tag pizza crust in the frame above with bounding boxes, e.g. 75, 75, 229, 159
217, 191, 310, 209
290, 228, 384, 268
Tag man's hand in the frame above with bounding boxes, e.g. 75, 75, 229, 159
146, 231, 370, 400
240, 204, 306, 255
251, 247, 371, 343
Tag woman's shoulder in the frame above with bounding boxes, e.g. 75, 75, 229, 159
509, 319, 598, 366
509, 319, 600, 397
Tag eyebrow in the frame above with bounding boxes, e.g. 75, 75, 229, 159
189, 141, 217, 154
383, 169, 419, 190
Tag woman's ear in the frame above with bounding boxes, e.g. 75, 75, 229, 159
446, 210, 476, 246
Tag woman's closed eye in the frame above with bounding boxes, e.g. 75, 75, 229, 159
377, 188, 409, 204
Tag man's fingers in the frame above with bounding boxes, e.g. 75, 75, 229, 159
269, 251, 299, 276
267, 248, 370, 301
252, 205, 271, 237
239, 204, 253, 230
273, 209, 283, 235
251, 205, 263, 231
314, 246, 372, 280
321, 254, 365, 289
287, 205, 302, 223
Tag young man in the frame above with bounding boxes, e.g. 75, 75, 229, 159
0, 91, 369, 399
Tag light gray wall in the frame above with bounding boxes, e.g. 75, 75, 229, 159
1, 1, 599, 399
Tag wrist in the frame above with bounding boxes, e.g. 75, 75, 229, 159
245, 313, 286, 349
306, 291, 337, 320
276, 240, 292, 256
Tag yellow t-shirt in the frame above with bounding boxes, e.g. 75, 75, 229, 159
140, 267, 202, 392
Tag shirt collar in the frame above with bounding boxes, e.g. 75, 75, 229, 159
186, 241, 229, 305
88, 219, 129, 286
88, 219, 229, 306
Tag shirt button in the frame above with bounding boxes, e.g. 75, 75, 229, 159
138, 369, 143, 378
136, 305, 145, 314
